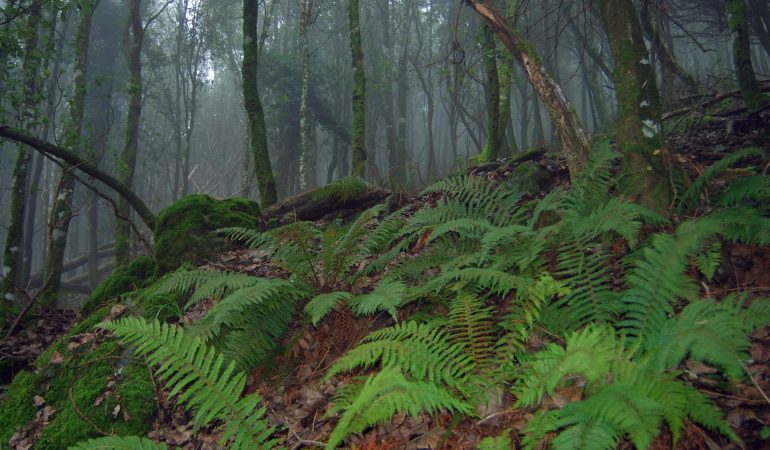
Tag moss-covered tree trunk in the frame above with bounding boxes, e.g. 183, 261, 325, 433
479, 26, 501, 162
115, 0, 144, 267
380, 0, 400, 183
243, 0, 278, 207
349, 0, 367, 178
40, 0, 98, 307
1, 2, 43, 310
727, 0, 768, 111
600, 0, 672, 210
465, 0, 590, 180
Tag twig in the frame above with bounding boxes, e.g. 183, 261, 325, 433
740, 361, 770, 407
289, 431, 326, 450
68, 386, 111, 436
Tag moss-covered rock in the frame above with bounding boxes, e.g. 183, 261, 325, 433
81, 256, 156, 315
153, 195, 261, 275
0, 307, 156, 449
510, 161, 553, 194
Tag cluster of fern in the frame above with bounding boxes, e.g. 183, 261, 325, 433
75, 146, 770, 449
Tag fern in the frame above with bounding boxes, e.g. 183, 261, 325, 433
325, 320, 474, 387
99, 318, 281, 450
305, 291, 353, 325
716, 174, 770, 206
693, 241, 722, 281
348, 279, 406, 319
69, 436, 168, 450
478, 431, 512, 450
678, 147, 764, 213
325, 367, 471, 450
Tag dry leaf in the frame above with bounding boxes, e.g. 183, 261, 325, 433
32, 395, 45, 407
49, 351, 64, 365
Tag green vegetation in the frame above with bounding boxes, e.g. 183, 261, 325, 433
153, 195, 260, 274
81, 255, 156, 314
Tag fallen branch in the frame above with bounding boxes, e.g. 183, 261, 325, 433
262, 186, 391, 224
662, 82, 770, 120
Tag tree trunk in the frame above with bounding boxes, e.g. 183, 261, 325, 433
600, 0, 673, 210
380, 0, 400, 183
299, 0, 315, 191
243, 0, 278, 207
1, 2, 43, 308
465, 0, 590, 179
727, 0, 768, 111
349, 0, 367, 178
40, 0, 98, 307
479, 26, 501, 162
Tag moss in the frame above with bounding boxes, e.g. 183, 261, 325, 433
153, 195, 260, 275
1, 307, 155, 449
81, 256, 156, 315
511, 161, 553, 194
313, 176, 372, 203
0, 371, 41, 444
35, 341, 155, 449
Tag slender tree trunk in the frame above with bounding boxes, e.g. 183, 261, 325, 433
349, 0, 367, 178
299, 0, 315, 190
380, 0, 400, 182
40, 0, 98, 306
465, 0, 590, 179
115, 0, 144, 267
2, 2, 43, 309
727, 0, 769, 111
243, 0, 278, 206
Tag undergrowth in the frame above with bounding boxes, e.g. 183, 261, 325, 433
72, 144, 770, 449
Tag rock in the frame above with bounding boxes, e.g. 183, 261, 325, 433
153, 195, 261, 275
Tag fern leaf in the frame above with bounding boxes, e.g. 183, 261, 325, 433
716, 174, 770, 206
693, 241, 722, 281
326, 367, 471, 450
478, 431, 512, 450
326, 321, 474, 386
678, 147, 764, 213
68, 436, 168, 450
217, 226, 266, 248
305, 291, 353, 325
349, 279, 406, 319
99, 318, 280, 449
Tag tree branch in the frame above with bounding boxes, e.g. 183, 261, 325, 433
0, 125, 157, 229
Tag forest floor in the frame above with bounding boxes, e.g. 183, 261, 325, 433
2, 101, 770, 450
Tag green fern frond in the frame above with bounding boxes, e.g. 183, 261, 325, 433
326, 367, 472, 450
305, 291, 353, 325
693, 241, 722, 281
678, 147, 764, 213
185, 273, 264, 309
710, 206, 770, 245
739, 296, 770, 331
620, 217, 722, 345
154, 268, 225, 297
348, 279, 406, 319
217, 226, 266, 248
68, 436, 168, 450
716, 174, 770, 206
418, 268, 529, 298
427, 218, 494, 244
646, 300, 752, 378
513, 326, 623, 407
325, 321, 474, 386
98, 318, 280, 449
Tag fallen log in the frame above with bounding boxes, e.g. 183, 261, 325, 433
262, 179, 391, 224
26, 244, 114, 287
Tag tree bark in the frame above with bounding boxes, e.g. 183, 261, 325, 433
465, 0, 590, 180
349, 0, 367, 178
299, 0, 315, 191
2, 2, 43, 308
479, 26, 501, 162
243, 0, 278, 207
727, 0, 769, 111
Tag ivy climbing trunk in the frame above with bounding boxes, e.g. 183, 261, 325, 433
243, 0, 278, 207
465, 0, 590, 180
599, 0, 672, 210
727, 0, 768, 111
348, 0, 366, 178
40, 0, 98, 307
115, 0, 144, 267
1, 2, 43, 309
